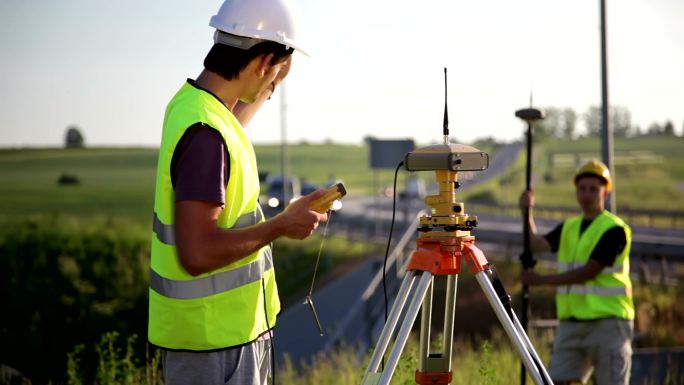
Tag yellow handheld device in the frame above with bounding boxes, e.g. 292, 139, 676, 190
310, 182, 347, 213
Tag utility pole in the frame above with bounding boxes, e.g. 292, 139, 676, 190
600, 0, 616, 213
280, 81, 289, 206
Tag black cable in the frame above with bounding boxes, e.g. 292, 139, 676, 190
262, 278, 276, 385
380, 161, 403, 370
382, 161, 404, 326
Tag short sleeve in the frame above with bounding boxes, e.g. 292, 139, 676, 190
170, 124, 230, 206
589, 226, 627, 267
544, 223, 563, 253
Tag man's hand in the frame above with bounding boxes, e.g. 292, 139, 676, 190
521, 259, 606, 287
276, 189, 328, 240
272, 55, 292, 88
519, 189, 535, 211
521, 270, 543, 286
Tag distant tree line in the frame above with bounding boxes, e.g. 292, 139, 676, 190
532, 106, 680, 141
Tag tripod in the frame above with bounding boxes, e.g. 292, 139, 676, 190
360, 169, 554, 385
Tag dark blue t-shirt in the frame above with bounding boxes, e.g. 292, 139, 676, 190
544, 220, 627, 267
171, 123, 229, 206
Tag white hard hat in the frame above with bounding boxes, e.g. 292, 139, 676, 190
209, 0, 307, 56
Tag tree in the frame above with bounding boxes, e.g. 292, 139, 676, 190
65, 126, 85, 148
525, 107, 577, 142
535, 107, 562, 141
562, 108, 577, 140
647, 122, 662, 136
612, 106, 633, 137
644, 121, 676, 137
584, 106, 601, 137
583, 105, 633, 137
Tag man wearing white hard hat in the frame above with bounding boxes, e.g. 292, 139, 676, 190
147, 1, 325, 384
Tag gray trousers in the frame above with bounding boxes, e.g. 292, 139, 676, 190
549, 318, 633, 385
163, 340, 272, 385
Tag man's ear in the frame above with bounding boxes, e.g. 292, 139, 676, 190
255, 53, 275, 78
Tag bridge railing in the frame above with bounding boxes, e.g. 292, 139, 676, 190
322, 210, 426, 353
467, 203, 684, 229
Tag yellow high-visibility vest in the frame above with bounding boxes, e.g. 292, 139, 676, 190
148, 82, 280, 350
556, 210, 634, 320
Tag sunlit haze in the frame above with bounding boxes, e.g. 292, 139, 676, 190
0, 0, 682, 147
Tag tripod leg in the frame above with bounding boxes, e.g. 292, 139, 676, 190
416, 274, 457, 385
365, 270, 418, 374
442, 274, 457, 368
508, 306, 554, 383
374, 271, 434, 385
474, 270, 552, 385
489, 267, 553, 384
418, 274, 434, 368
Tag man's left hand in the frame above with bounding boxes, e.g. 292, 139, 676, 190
521, 270, 543, 285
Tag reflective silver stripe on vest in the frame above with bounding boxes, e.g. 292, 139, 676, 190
557, 262, 624, 274
230, 205, 264, 229
153, 212, 176, 245
556, 284, 630, 296
152, 208, 264, 246
150, 247, 274, 299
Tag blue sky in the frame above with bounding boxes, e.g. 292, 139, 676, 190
0, 0, 682, 147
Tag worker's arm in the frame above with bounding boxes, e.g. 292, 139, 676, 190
175, 189, 327, 276
519, 189, 552, 253
521, 259, 605, 286
232, 86, 272, 126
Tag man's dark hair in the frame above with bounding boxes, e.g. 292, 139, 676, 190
204, 41, 293, 81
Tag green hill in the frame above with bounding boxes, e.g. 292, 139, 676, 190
1, 137, 682, 223
462, 136, 684, 215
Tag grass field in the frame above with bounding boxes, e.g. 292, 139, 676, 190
537, 136, 684, 211
1, 136, 682, 223
0, 148, 158, 221
461, 136, 684, 215
0, 144, 406, 222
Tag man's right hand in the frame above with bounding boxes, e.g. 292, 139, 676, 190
519, 189, 535, 211
518, 189, 552, 253
276, 190, 329, 240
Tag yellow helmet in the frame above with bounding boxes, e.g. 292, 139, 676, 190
574, 160, 612, 192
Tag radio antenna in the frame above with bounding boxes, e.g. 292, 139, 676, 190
443, 67, 449, 144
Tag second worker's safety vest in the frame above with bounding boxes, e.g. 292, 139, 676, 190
148, 81, 280, 351
556, 210, 634, 320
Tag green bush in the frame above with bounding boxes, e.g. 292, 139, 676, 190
67, 332, 162, 385
0, 214, 381, 384
0, 215, 151, 384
